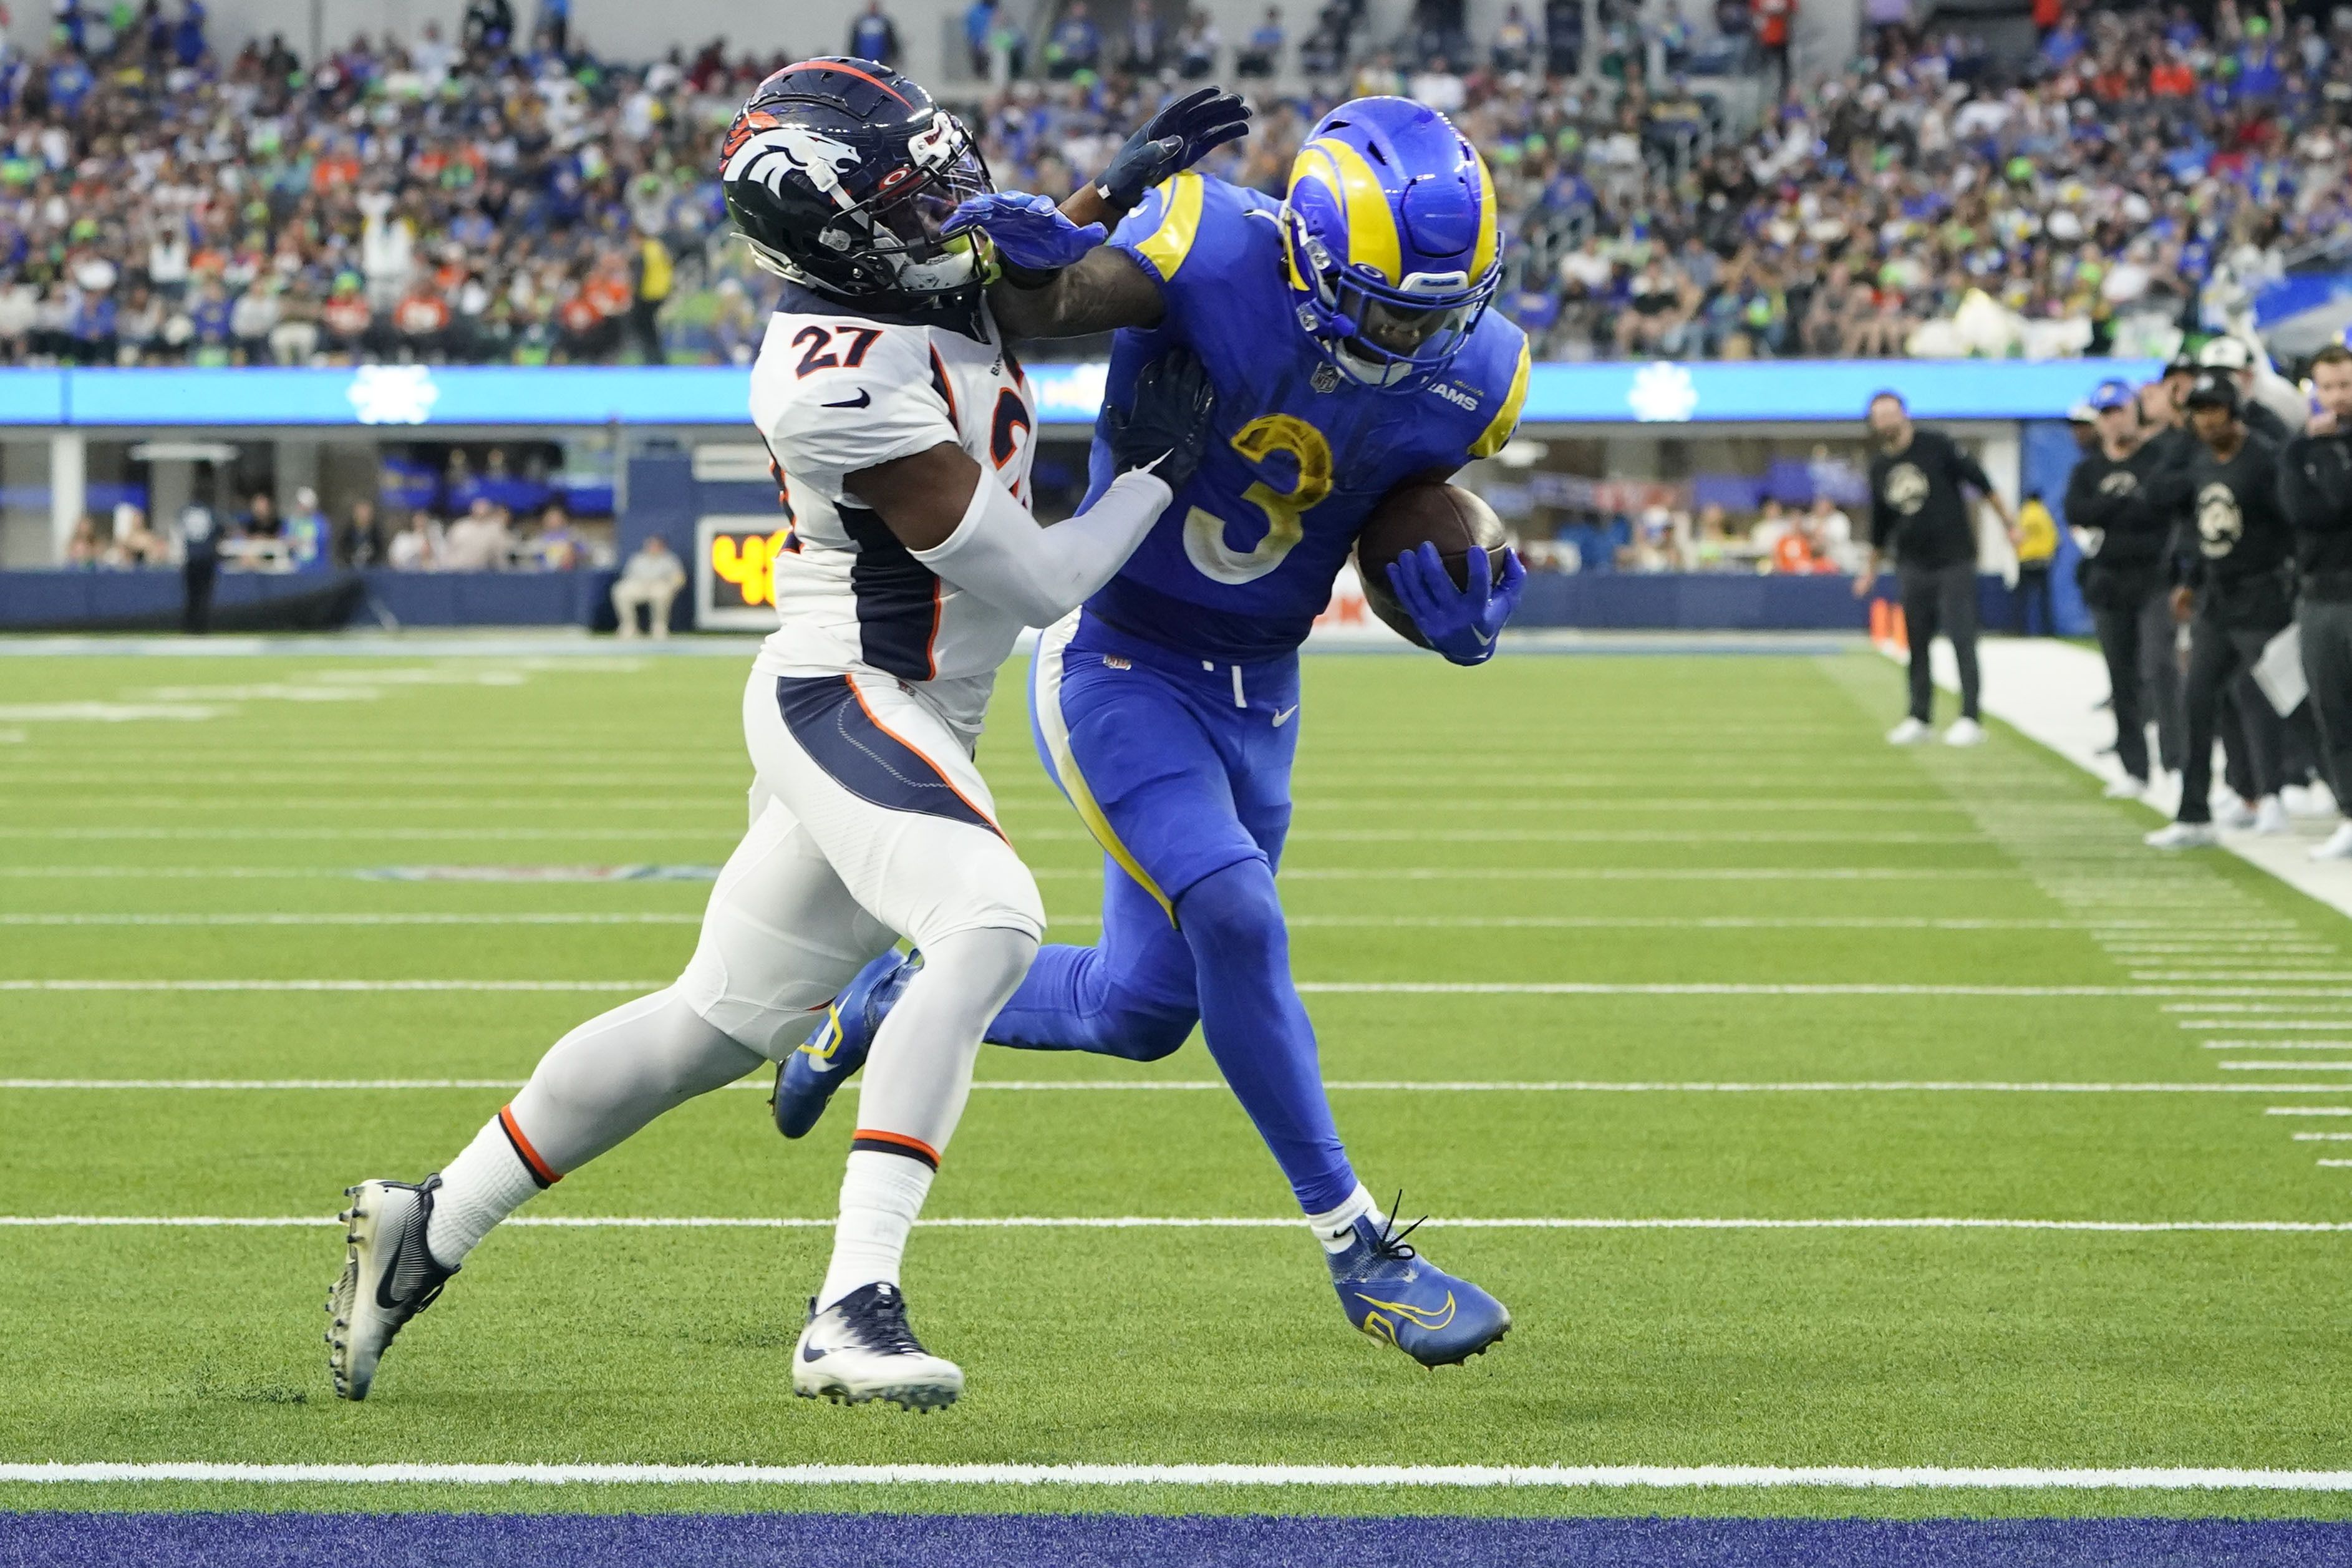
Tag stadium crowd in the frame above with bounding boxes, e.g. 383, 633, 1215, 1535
0, 0, 2346, 368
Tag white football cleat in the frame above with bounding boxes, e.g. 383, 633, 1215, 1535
2214, 798, 2257, 830
326, 1177, 457, 1401
2311, 823, 2352, 861
2103, 775, 2146, 800
1886, 717, 1932, 745
1943, 717, 1987, 747
792, 1282, 963, 1412
2253, 796, 2293, 835
2145, 821, 2220, 849
2285, 782, 2339, 818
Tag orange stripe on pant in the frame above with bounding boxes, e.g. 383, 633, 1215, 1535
499, 1104, 563, 1188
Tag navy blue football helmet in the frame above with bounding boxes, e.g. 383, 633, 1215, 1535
720, 58, 993, 312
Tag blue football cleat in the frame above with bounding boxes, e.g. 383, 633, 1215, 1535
773, 950, 919, 1138
1328, 1197, 1510, 1367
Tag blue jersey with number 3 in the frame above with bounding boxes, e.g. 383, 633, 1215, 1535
1078, 172, 1531, 662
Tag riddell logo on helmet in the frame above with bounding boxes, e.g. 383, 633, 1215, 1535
1428, 382, 1479, 411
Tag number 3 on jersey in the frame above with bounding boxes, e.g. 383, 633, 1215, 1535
1183, 414, 1332, 585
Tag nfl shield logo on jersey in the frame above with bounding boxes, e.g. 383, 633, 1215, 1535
1310, 363, 1340, 394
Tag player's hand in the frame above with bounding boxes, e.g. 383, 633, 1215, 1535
1096, 87, 1252, 211
1386, 541, 1526, 666
1850, 569, 1879, 600
2171, 584, 2195, 624
1105, 347, 1216, 492
944, 191, 1108, 275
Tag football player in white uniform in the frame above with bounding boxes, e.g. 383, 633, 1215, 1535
327, 58, 1240, 1411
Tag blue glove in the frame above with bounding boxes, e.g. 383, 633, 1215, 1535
944, 191, 1107, 276
1095, 86, 1252, 211
1105, 347, 1216, 493
1385, 541, 1526, 665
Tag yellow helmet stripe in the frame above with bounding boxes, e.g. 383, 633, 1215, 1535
1469, 340, 1532, 459
1134, 172, 1206, 282
1299, 137, 1401, 284
1468, 145, 1499, 279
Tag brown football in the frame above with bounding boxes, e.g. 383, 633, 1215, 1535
1353, 480, 1510, 647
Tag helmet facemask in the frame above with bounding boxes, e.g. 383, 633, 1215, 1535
1284, 207, 1494, 390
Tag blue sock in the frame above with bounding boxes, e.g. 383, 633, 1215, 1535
1174, 858, 1357, 1214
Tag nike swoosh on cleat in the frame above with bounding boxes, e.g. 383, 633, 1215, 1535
1469, 627, 1493, 646
822, 390, 873, 409
1272, 706, 1299, 727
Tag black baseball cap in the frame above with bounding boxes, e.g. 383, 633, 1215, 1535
2162, 351, 2199, 379
2183, 370, 2241, 413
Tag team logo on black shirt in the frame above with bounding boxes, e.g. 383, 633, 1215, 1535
2098, 472, 2138, 496
1884, 463, 1930, 516
2195, 482, 2243, 558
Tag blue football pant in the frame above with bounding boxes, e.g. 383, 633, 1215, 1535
992, 621, 1357, 1214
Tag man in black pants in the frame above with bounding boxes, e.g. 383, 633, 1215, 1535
1854, 390, 2018, 747
2147, 373, 2320, 848
2285, 342, 2352, 860
179, 503, 219, 636
2066, 377, 2181, 799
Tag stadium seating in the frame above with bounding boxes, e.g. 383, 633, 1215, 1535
2, 0, 2345, 369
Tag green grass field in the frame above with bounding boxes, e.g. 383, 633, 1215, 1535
2, 642, 2350, 1521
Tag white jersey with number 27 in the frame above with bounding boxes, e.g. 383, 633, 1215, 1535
747, 293, 1038, 736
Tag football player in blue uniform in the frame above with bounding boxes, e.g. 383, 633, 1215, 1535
775, 94, 1529, 1367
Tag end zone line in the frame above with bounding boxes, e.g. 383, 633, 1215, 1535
7, 1078, 2350, 1094
4, 1461, 2350, 1492
1, 1215, 2345, 1234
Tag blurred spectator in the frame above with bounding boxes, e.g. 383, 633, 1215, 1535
2013, 490, 2059, 632
442, 498, 513, 570
1237, 6, 1284, 77
241, 492, 280, 540
612, 534, 685, 637
848, 0, 901, 65
64, 512, 103, 568
388, 513, 445, 571
180, 503, 220, 634
1178, 7, 1221, 79
337, 499, 386, 569
965, 0, 998, 75
1491, 2, 1536, 73
285, 488, 331, 570
528, 502, 584, 569
1045, 1, 1101, 77
1752, 0, 1794, 99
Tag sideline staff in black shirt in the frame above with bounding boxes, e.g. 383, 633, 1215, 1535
2147, 372, 2321, 845
2064, 377, 2182, 792
2283, 343, 2352, 860
1854, 390, 2018, 745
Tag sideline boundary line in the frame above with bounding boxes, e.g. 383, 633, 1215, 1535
11, 979, 2352, 998
4, 1461, 2351, 1491
4, 1214, 2346, 1234
7, 1077, 2352, 1094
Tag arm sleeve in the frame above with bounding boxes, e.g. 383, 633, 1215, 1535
2063, 462, 2110, 533
2280, 437, 2352, 531
1867, 472, 1894, 550
912, 465, 1174, 627
1948, 438, 1996, 497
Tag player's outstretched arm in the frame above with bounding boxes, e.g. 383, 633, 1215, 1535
846, 350, 1215, 627
987, 246, 1168, 341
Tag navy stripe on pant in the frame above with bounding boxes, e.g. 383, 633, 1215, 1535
773, 675, 1000, 837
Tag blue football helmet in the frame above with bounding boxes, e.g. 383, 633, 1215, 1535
1279, 98, 1502, 390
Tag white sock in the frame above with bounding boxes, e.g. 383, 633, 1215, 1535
816, 1149, 934, 1311
425, 1112, 548, 1270
1307, 1183, 1378, 1254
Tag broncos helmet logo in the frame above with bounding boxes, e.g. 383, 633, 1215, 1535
724, 121, 862, 201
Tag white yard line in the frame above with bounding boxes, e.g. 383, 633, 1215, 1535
0, 914, 2166, 933
2292, 1133, 2352, 1140
14, 979, 2352, 998
4, 1078, 2345, 1095
2219, 1062, 2352, 1071
2266, 1107, 2352, 1115
2, 1461, 2348, 1491
2203, 1041, 2352, 1050
1951, 639, 2352, 921
2177, 1021, 2352, 1030
2, 1215, 2345, 1234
